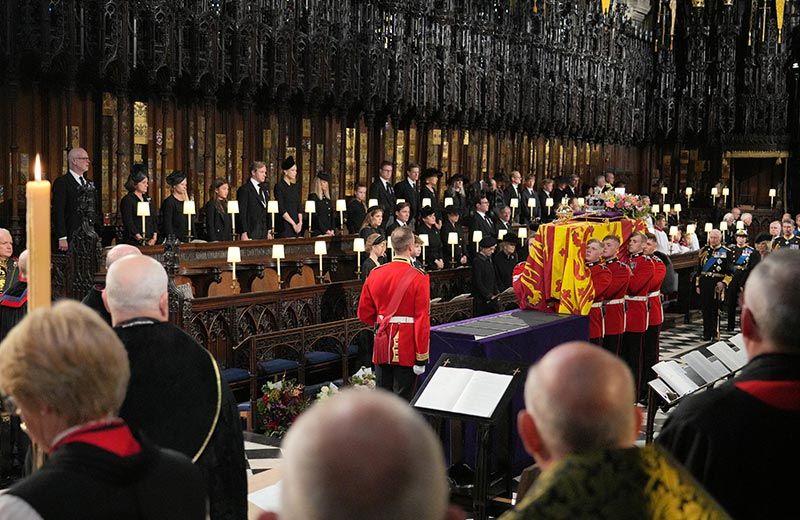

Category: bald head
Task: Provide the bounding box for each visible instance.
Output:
[742,249,800,355]
[103,255,168,325]
[17,250,28,277]
[279,390,449,520]
[105,244,142,269]
[522,342,639,466]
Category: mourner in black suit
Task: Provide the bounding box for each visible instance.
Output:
[369,160,397,226]
[504,170,523,223]
[472,236,499,316]
[393,163,420,221]
[203,178,234,242]
[52,147,99,251]
[520,174,540,225]
[347,185,368,234]
[385,201,414,236]
[538,179,556,224]
[308,171,335,236]
[159,171,190,242]
[441,205,468,267]
[494,206,513,236]
[469,195,496,247]
[275,156,302,238]
[565,174,580,199]
[236,161,271,240]
[119,164,157,246]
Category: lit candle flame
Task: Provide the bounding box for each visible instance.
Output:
[34,154,42,182]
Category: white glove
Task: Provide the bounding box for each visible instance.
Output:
[413,364,426,376]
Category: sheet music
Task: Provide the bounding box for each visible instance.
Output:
[708,341,747,371]
[648,378,680,404]
[414,366,513,418]
[728,333,745,350]
[652,360,699,396]
[248,481,282,512]
[681,351,729,383]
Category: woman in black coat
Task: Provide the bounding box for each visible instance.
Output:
[359,207,385,240]
[160,171,191,242]
[308,172,335,236]
[203,178,233,242]
[119,164,157,246]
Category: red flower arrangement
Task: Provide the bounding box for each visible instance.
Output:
[256,378,309,438]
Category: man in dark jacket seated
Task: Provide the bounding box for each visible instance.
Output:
[81,244,141,325]
[0,301,206,519]
[104,255,247,520]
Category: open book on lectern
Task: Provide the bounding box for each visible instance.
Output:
[412,354,524,422]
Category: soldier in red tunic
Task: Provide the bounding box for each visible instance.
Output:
[586,239,612,346]
[600,235,631,355]
[622,232,655,399]
[358,227,430,400]
[642,233,667,402]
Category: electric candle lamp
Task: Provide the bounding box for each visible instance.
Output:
[314,240,327,278]
[136,201,150,239]
[305,200,316,231]
[353,238,365,276]
[368,198,378,209]
[444,197,454,207]
[272,244,285,279]
[472,230,482,253]
[420,234,429,263]
[422,197,432,208]
[228,200,239,237]
[447,232,458,266]
[183,200,196,237]
[335,199,346,230]
[227,246,241,280]
[267,200,279,229]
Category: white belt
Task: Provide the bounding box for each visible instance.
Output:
[389,316,414,324]
[605,298,625,306]
[625,295,648,302]
[647,291,661,298]
[591,302,603,308]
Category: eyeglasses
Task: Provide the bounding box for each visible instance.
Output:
[75,157,90,161]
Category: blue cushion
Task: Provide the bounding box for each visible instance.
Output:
[221,367,250,383]
[237,402,251,412]
[257,359,300,374]
[305,351,341,364]
[347,343,359,356]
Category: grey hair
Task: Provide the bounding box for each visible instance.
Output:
[744,249,800,353]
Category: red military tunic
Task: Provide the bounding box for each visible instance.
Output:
[647,255,667,327]
[587,262,612,340]
[357,257,431,367]
[625,252,654,333]
[602,258,631,336]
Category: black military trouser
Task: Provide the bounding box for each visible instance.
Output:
[641,325,661,402]
[602,334,622,356]
[699,276,722,340]
[376,364,417,401]
[725,275,744,331]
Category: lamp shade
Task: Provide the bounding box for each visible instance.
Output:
[614,187,626,195]
[444,197,454,207]
[396,198,406,205]
[314,240,327,255]
[419,234,429,246]
[674,203,682,212]
[335,199,347,212]
[183,200,196,215]
[687,224,696,234]
[447,232,459,245]
[368,198,378,208]
[267,200,279,213]
[577,197,585,207]
[528,197,537,207]
[497,229,507,240]
[685,187,693,196]
[422,198,432,208]
[711,187,718,196]
[545,198,554,207]
[652,204,660,214]
[227,246,241,263]
[472,230,483,243]
[517,227,528,239]
[663,204,671,213]
[227,200,240,214]
[704,223,713,232]
[137,201,150,217]
[720,221,728,231]
[669,225,679,237]
[769,188,777,197]
[722,188,730,196]
[661,187,668,195]
[509,198,519,208]
[272,244,285,260]
[386,237,393,250]
[305,200,316,213]
[353,238,365,253]
[736,220,745,230]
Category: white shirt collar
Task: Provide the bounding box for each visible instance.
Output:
[69,169,85,184]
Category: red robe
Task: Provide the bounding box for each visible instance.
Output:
[357,257,431,366]
[587,262,612,339]
[602,258,631,336]
[648,255,667,327]
[625,253,654,333]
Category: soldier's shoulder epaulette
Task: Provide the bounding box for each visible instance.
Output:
[372,262,390,271]
[414,266,427,275]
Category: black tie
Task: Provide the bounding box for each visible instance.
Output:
[259,186,266,205]
[79,176,87,187]
[387,183,394,196]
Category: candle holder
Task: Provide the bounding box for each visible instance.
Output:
[335,199,347,232]
[528,197,536,220]
[228,200,239,240]
[353,238,365,278]
[267,200,279,231]
[509,198,518,221]
[472,230,483,253]
[769,188,776,208]
[685,187,693,209]
[447,232,459,269]
[227,246,241,293]
[314,240,327,284]
[419,234,429,265]
[272,244,285,289]
[722,187,729,207]
[137,200,150,244]
[674,203,682,222]
[661,186,668,205]
[711,187,718,205]
[517,226,528,247]
[184,199,196,242]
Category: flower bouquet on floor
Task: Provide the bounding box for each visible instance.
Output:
[257,377,309,438]
[349,366,377,389]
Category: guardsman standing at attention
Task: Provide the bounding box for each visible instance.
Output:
[622,232,654,400]
[585,239,612,347]
[697,229,733,341]
[600,235,631,356]
[726,229,760,332]
[357,227,430,401]
[642,233,667,403]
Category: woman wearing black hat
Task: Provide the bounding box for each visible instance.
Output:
[417,206,444,270]
[444,174,467,220]
[160,171,190,242]
[203,178,233,242]
[308,172,335,237]
[419,168,442,228]
[361,233,386,281]
[119,164,157,246]
[275,157,302,238]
